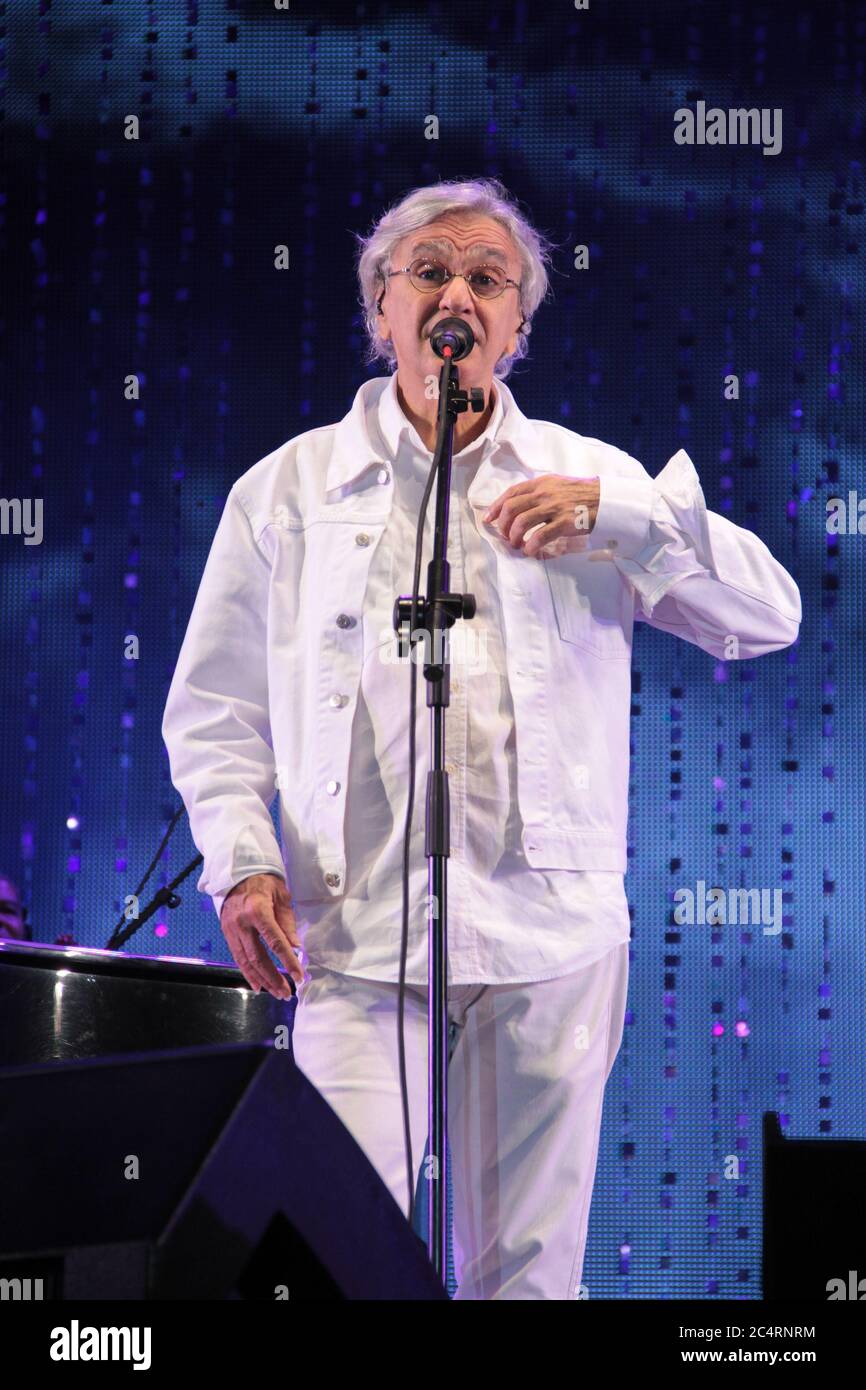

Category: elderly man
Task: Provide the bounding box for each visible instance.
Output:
[162,177,801,1300]
[0,875,29,941]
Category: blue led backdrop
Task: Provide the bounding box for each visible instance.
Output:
[1,0,863,1298]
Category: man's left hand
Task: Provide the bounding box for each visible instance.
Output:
[482,475,601,557]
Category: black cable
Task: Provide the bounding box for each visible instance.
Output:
[105,804,187,950]
[398,369,453,1228]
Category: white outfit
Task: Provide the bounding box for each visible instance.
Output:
[291,945,629,1300]
[161,372,801,981]
[162,370,800,1297]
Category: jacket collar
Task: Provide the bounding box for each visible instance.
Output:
[324,372,546,495]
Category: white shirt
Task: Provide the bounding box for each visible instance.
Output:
[162,373,801,984]
[300,375,633,983]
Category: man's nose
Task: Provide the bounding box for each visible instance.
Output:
[439,274,476,316]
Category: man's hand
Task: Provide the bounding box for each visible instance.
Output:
[482,475,600,557]
[220,872,302,1000]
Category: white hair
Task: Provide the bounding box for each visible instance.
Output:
[355,177,554,380]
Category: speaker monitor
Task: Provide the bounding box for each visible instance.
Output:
[0,1043,447,1300]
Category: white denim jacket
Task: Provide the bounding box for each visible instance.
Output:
[162,375,801,925]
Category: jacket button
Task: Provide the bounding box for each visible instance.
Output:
[324,872,342,888]
[336,613,356,629]
[355,532,371,547]
[329,693,349,708]
[326,780,341,795]
[377,468,391,485]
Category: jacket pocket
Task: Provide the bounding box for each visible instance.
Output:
[544,553,632,658]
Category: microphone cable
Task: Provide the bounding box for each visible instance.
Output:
[397,362,454,1229]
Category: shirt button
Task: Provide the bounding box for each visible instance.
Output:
[445,762,456,776]
[377,468,391,485]
[329,693,349,708]
[355,533,371,547]
[452,680,460,693]
[326,780,341,795]
[324,872,342,888]
[336,613,356,629]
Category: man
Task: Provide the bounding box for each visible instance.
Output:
[0,875,29,940]
[162,177,801,1300]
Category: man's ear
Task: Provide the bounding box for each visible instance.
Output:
[375,290,391,341]
[505,315,527,358]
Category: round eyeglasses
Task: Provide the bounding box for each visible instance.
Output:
[384,256,522,301]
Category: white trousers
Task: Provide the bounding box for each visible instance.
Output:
[290,941,629,1300]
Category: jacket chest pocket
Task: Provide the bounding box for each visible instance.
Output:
[544,553,632,659]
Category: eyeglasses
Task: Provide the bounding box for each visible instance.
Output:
[384,255,522,301]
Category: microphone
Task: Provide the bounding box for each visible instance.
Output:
[429,316,475,361]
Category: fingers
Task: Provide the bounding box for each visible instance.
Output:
[483,478,600,550]
[255,895,304,990]
[505,506,551,550]
[232,934,279,1000]
[525,522,590,558]
[526,529,567,558]
[487,487,557,548]
[482,480,535,525]
[252,913,303,995]
[485,502,548,550]
[245,929,296,1000]
[221,877,302,1000]
[272,881,303,953]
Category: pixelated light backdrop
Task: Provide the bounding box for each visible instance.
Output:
[1,0,864,1298]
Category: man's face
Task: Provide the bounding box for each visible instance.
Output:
[376,212,523,389]
[0,878,26,940]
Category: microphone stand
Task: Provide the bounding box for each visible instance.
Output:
[393,346,484,1281]
[104,855,202,952]
[104,803,202,952]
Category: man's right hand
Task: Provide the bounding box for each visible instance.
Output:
[220,872,302,1000]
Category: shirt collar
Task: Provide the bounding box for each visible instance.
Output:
[324,372,545,495]
[377,370,504,463]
